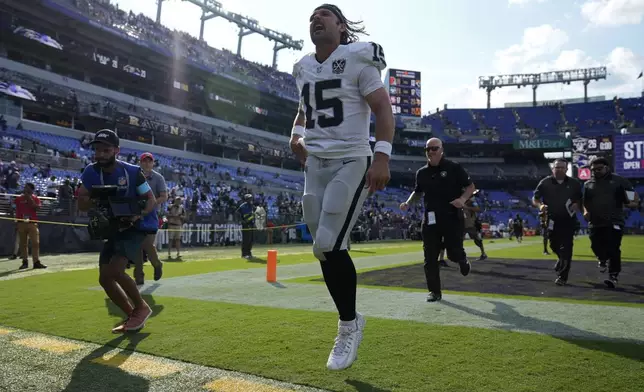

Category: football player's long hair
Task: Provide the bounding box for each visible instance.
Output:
[315,4,368,44]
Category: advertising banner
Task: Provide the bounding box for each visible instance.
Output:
[613,134,644,178]
[513,138,571,150]
[0,217,311,256]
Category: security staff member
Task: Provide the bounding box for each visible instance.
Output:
[533,158,582,285]
[463,190,487,260]
[400,138,475,302]
[582,157,639,288]
[237,194,255,258]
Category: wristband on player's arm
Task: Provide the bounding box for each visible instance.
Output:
[291,125,305,138]
[374,141,392,157]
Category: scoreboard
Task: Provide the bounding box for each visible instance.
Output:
[571,135,614,180]
[385,69,421,117]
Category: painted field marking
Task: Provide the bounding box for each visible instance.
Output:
[204,377,295,392]
[12,336,84,354]
[91,353,183,378]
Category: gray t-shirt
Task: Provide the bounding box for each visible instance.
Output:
[144,169,167,199]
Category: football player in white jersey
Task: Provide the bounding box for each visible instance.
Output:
[289,4,395,371]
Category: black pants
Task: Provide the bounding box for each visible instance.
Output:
[422,218,466,294]
[541,226,549,252]
[548,219,575,281]
[589,225,623,276]
[241,227,254,257]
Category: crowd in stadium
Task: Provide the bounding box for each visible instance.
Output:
[63,0,300,101]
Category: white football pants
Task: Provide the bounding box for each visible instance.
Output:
[302,154,371,261]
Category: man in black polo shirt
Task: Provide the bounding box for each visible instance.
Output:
[533,158,583,285]
[400,138,476,302]
[582,157,639,288]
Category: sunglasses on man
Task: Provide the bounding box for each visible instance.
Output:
[425,146,440,152]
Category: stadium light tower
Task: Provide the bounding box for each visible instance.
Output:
[478,67,607,109]
[156,0,163,23]
[174,0,304,68]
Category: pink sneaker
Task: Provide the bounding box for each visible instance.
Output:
[111,309,133,334]
[112,321,128,334]
[124,304,152,331]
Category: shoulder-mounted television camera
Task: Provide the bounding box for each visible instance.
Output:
[87,185,146,240]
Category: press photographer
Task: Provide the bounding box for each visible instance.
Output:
[76,129,157,334]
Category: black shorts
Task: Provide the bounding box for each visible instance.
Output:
[514,227,523,237]
[99,229,147,265]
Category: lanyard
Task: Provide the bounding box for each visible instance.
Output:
[99,162,130,197]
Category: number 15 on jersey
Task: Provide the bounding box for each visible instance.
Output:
[301,80,344,130]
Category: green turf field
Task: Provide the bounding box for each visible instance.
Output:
[1,236,643,392]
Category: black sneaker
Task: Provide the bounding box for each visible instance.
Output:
[598,260,607,273]
[478,254,488,261]
[19,261,28,270]
[555,277,566,286]
[459,260,471,276]
[426,292,442,302]
[604,275,618,288]
[33,261,47,269]
[153,264,163,281]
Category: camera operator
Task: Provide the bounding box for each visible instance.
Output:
[77,129,157,334]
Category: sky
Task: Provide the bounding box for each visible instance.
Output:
[114,0,644,112]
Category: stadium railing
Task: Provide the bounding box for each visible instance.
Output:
[0,148,85,172]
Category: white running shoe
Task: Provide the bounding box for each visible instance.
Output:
[326,312,366,371]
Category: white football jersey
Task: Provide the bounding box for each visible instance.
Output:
[292,42,387,159]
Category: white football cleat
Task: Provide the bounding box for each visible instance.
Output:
[326,312,366,371]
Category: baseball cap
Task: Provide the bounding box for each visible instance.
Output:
[140,152,154,161]
[89,129,119,147]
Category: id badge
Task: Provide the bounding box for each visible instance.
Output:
[427,211,436,225]
[548,220,554,230]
